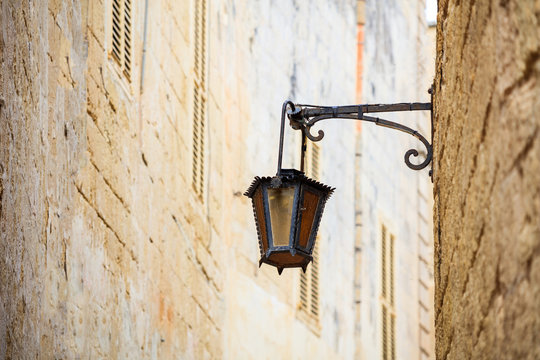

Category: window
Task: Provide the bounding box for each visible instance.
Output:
[192,0,208,199]
[110,0,132,81]
[381,225,396,360]
[298,143,321,329]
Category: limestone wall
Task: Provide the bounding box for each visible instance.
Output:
[226,0,357,358]
[433,0,540,358]
[0,0,357,358]
[357,0,435,359]
[0,0,90,357]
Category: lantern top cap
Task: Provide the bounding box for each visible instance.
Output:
[243,168,335,199]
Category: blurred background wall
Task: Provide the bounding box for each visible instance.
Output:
[223,1,357,358]
[355,0,436,359]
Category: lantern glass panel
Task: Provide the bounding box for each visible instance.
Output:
[268,187,295,246]
[298,189,320,248]
[253,188,269,252]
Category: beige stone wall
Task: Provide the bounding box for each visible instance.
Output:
[433,0,540,359]
[0,0,358,359]
[0,0,90,357]
[225,1,358,358]
[356,0,436,359]
[1,0,224,358]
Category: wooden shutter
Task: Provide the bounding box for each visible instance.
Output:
[381,225,387,299]
[310,241,320,319]
[123,0,132,79]
[111,0,132,81]
[382,306,388,360]
[298,143,321,326]
[311,143,320,179]
[390,234,395,306]
[381,225,396,360]
[299,263,309,310]
[192,0,207,199]
[391,315,396,360]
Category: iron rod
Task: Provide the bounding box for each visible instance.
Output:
[301,102,431,118]
[277,101,295,176]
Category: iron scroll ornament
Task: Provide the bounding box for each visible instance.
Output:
[279,95,433,174]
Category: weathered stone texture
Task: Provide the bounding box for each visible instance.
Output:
[434,0,540,359]
[0,0,223,357]
[1,0,358,358]
[0,1,88,358]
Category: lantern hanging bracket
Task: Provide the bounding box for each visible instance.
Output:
[277,87,434,178]
[249,89,434,275]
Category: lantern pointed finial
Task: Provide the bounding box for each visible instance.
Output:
[277,267,284,275]
[301,264,308,273]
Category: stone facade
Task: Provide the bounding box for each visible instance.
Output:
[433,0,540,359]
[225,1,357,358]
[0,0,357,358]
[355,0,436,359]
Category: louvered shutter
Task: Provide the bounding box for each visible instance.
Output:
[192,0,207,199]
[298,143,321,325]
[381,225,396,360]
[111,0,132,81]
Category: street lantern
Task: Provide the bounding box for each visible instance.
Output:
[244,169,334,275]
[246,93,433,275]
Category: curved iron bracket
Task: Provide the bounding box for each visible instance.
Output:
[277,88,434,177]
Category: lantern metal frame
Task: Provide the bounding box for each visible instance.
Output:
[245,169,334,274]
[245,88,433,275]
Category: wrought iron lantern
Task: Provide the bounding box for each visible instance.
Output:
[246,92,433,275]
[244,169,334,275]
